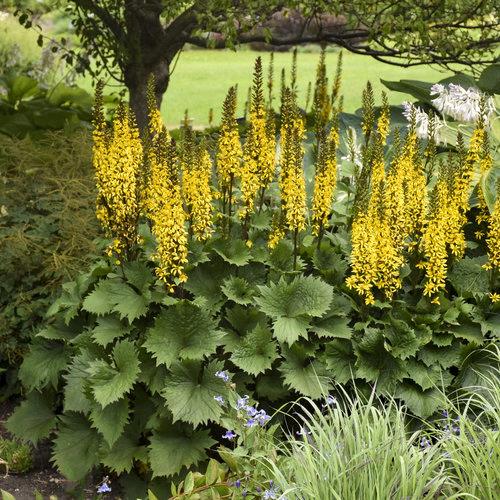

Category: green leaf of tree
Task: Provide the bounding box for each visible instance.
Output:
[143,301,224,368]
[148,427,216,478]
[88,341,140,408]
[230,324,278,375]
[51,413,101,481]
[162,361,227,426]
[280,345,332,399]
[92,315,132,347]
[19,342,69,391]
[82,278,148,322]
[90,398,129,447]
[5,392,56,444]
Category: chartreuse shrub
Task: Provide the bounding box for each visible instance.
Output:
[0,130,98,396]
[6,55,500,490]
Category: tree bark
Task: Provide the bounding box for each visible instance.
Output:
[125,58,171,130]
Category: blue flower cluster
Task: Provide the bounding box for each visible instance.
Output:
[236,395,271,427]
[97,477,111,494]
[215,370,230,382]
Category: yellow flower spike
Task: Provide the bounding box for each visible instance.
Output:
[92,93,142,260]
[216,85,242,216]
[313,48,331,136]
[241,57,276,218]
[377,91,390,145]
[485,191,500,271]
[312,128,337,237]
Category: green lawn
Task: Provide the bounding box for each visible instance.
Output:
[161,49,452,126]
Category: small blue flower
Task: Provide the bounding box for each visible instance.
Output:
[222,430,236,440]
[245,418,257,428]
[257,409,271,426]
[97,479,112,494]
[323,394,337,408]
[246,405,258,417]
[296,426,312,436]
[263,485,278,499]
[236,395,250,410]
[442,410,449,418]
[214,395,225,405]
[242,490,248,497]
[420,436,431,449]
[234,479,242,488]
[215,370,230,382]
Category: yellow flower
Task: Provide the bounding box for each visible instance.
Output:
[181,130,213,241]
[216,86,242,205]
[240,57,276,218]
[92,92,142,259]
[489,293,500,303]
[312,127,337,236]
[484,194,500,271]
[377,91,390,145]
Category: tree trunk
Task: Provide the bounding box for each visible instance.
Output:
[125,58,171,131]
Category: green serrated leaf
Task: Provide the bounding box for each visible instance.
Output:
[101,434,145,474]
[226,305,266,334]
[90,398,129,447]
[149,428,216,477]
[273,316,310,344]
[213,239,251,266]
[88,341,140,408]
[51,413,101,481]
[19,342,69,391]
[63,351,93,414]
[448,257,490,297]
[162,361,227,426]
[280,346,332,399]
[384,320,420,360]
[221,276,255,305]
[396,383,443,418]
[324,339,356,384]
[230,324,278,375]
[255,373,291,401]
[355,329,406,391]
[5,392,56,444]
[143,301,224,368]
[448,320,484,343]
[123,260,155,292]
[404,359,453,391]
[418,342,461,369]
[82,278,148,322]
[312,315,352,339]
[92,315,132,347]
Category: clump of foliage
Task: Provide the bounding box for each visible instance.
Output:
[0,130,99,394]
[6,55,499,491]
[0,437,33,474]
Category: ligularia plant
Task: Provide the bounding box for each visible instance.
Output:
[431,83,496,123]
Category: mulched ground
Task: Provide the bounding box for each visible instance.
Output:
[0,399,121,499]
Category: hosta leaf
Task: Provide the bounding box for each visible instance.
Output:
[19,342,69,391]
[395,383,443,418]
[6,391,56,444]
[324,339,356,384]
[51,413,101,481]
[448,256,490,297]
[162,361,227,426]
[92,315,132,347]
[221,276,255,305]
[101,434,146,474]
[256,276,333,319]
[213,239,251,266]
[280,346,332,399]
[230,324,278,375]
[82,278,148,322]
[143,301,224,368]
[88,341,140,408]
[273,316,310,345]
[63,351,93,413]
[149,428,216,478]
[312,315,352,339]
[90,398,129,447]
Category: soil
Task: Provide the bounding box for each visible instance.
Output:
[0,399,121,500]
